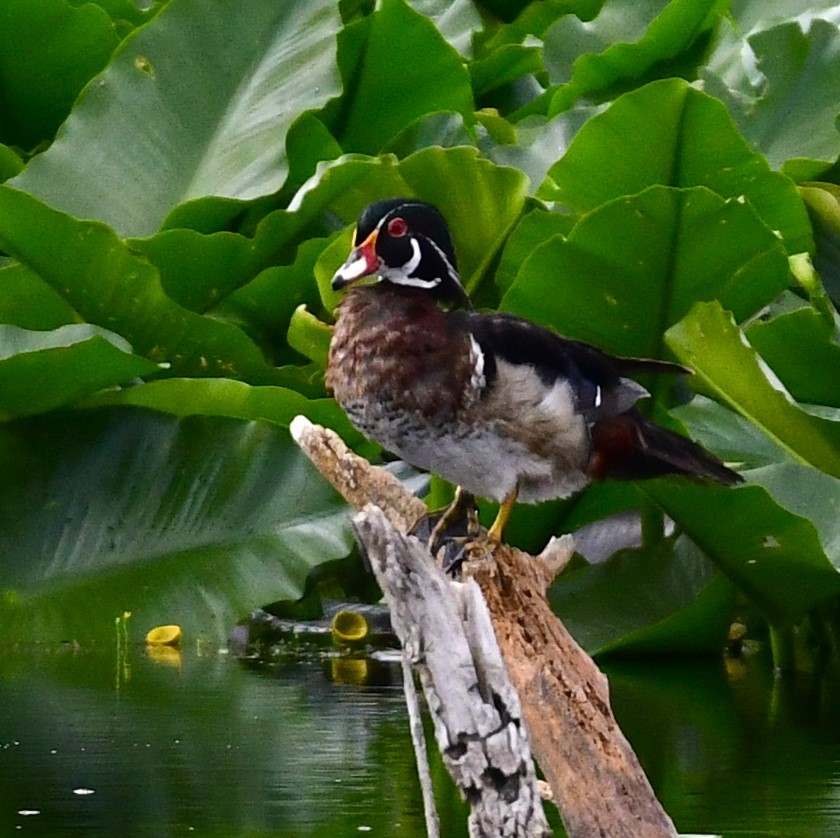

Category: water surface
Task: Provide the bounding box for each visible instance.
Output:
[2,645,840,836]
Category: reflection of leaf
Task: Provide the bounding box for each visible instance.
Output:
[502,186,790,359]
[666,302,840,477]
[10,0,343,236]
[0,409,354,644]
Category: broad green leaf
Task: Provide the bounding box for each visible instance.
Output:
[0,409,354,644]
[800,182,840,305]
[543,0,721,116]
[0,186,283,383]
[672,395,793,471]
[132,230,258,313]
[470,44,544,96]
[287,306,334,369]
[0,324,161,418]
[0,144,24,181]
[218,237,331,364]
[704,19,840,177]
[0,264,78,329]
[494,207,575,292]
[398,147,529,292]
[489,106,601,195]
[407,0,483,57]
[746,307,840,408]
[542,79,813,255]
[84,378,363,448]
[501,186,790,359]
[749,463,840,562]
[335,0,475,153]
[550,535,735,656]
[0,0,118,150]
[728,0,840,35]
[284,111,345,193]
[665,301,840,478]
[383,112,475,159]
[642,476,840,622]
[11,0,343,237]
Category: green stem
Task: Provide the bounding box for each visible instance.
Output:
[769,623,795,675]
[640,500,665,547]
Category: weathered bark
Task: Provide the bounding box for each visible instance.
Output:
[354,507,550,837]
[463,544,677,838]
[290,416,677,838]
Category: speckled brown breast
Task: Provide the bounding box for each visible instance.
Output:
[326,285,477,424]
[325,284,592,504]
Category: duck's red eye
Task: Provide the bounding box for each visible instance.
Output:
[387,217,407,237]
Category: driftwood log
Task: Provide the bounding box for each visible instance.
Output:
[290,416,677,838]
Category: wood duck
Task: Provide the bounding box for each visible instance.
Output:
[326,198,742,547]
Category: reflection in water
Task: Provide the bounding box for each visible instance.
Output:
[1,646,840,836]
[0,645,466,837]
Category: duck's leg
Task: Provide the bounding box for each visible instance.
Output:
[427,485,478,555]
[487,486,518,545]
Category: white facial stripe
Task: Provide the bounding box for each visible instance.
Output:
[404,237,421,274]
[387,274,441,289]
[383,237,442,288]
[427,236,463,288]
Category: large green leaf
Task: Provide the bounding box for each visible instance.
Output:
[501,185,790,359]
[704,18,840,177]
[543,0,722,116]
[10,0,343,237]
[0,186,283,383]
[642,475,840,622]
[407,0,483,57]
[541,79,813,255]
[333,0,475,153]
[665,301,840,477]
[0,409,354,644]
[550,535,735,656]
[0,0,119,149]
[746,306,840,408]
[672,395,793,471]
[131,229,259,314]
[0,264,78,329]
[0,324,161,418]
[83,377,368,452]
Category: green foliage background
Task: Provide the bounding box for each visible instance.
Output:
[0,0,839,655]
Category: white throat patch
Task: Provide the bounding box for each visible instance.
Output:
[382,237,442,289]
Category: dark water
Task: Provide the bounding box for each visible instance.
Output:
[1,644,839,837]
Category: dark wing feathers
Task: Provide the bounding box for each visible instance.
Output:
[455,311,686,418]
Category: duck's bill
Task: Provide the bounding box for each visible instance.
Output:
[331,230,379,290]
